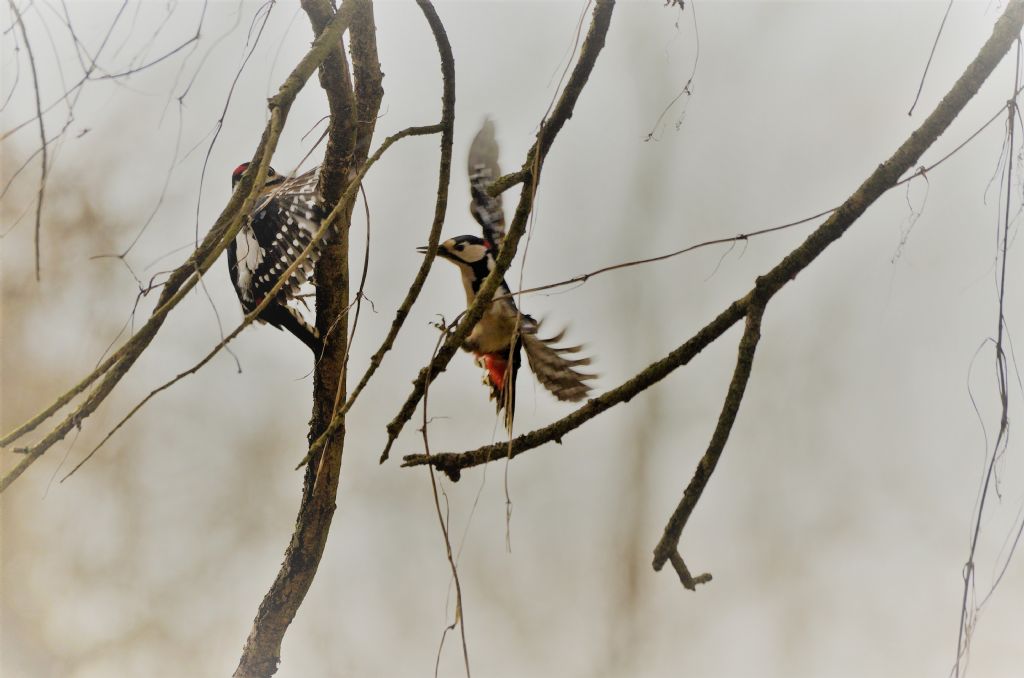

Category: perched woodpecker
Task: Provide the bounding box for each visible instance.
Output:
[422,120,594,427]
[227,162,325,355]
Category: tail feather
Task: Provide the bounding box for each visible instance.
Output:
[477,341,521,432]
[260,302,322,356]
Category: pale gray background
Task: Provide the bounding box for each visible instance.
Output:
[2,2,1022,677]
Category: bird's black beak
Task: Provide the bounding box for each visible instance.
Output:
[416,245,429,255]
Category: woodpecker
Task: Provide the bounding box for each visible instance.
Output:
[422,120,594,427]
[227,162,325,355]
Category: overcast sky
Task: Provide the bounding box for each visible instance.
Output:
[2,2,1023,677]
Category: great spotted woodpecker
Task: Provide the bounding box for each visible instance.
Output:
[422,120,594,427]
[227,163,325,355]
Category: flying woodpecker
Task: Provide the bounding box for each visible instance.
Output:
[227,163,325,355]
[422,120,594,428]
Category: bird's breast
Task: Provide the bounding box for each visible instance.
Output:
[467,301,520,354]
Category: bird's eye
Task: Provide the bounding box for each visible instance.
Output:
[455,243,464,250]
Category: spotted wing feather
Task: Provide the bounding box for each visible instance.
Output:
[244,168,326,306]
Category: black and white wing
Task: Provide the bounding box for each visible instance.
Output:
[468,118,506,250]
[520,317,595,402]
[237,167,326,307]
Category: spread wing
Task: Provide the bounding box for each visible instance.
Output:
[520,317,595,402]
[244,168,326,305]
[468,118,506,250]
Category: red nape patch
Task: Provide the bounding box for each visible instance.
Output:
[481,353,508,392]
[233,162,250,178]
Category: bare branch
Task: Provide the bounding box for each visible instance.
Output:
[650,300,764,585]
[420,328,471,677]
[233,1,382,674]
[8,0,47,280]
[907,0,954,116]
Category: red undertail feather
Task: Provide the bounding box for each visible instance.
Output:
[481,353,509,393]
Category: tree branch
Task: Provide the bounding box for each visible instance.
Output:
[651,299,764,587]
[348,0,385,160]
[297,0,456,469]
[234,0,381,674]
[8,0,47,281]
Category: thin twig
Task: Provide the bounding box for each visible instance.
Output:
[953,35,1021,678]
[644,0,699,141]
[908,0,954,116]
[8,0,47,280]
[650,300,764,584]
[421,328,471,677]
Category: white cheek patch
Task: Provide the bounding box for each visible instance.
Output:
[455,243,488,263]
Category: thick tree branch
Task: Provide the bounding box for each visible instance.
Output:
[298,0,456,468]
[380,0,616,462]
[348,0,385,160]
[234,1,382,675]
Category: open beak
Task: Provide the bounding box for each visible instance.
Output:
[416,245,429,254]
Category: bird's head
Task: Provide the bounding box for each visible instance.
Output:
[418,235,493,269]
[231,162,279,189]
